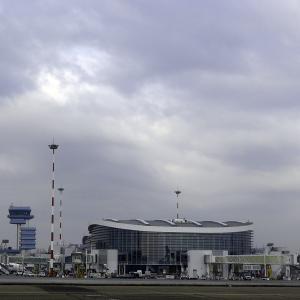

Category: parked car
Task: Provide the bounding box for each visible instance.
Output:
[282,276,291,281]
[23,271,35,277]
[243,275,252,280]
[38,271,46,277]
[89,272,102,279]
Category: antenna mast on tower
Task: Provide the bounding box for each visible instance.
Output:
[174,190,182,219]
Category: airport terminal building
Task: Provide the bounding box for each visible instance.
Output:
[84,218,253,274]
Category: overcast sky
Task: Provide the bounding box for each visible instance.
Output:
[1,0,300,250]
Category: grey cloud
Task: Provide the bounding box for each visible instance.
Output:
[221,143,300,172]
[1,0,300,251]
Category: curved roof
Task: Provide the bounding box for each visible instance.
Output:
[88,218,253,234]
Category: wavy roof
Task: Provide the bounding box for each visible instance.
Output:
[88,218,253,234]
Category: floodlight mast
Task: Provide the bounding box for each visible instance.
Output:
[174,190,182,219]
[48,141,59,277]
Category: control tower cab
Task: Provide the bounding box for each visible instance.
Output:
[8,206,34,224]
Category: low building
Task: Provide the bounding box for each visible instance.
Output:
[187,248,298,279]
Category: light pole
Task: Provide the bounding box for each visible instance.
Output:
[48,141,59,277]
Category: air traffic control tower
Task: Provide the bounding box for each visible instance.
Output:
[7,206,36,251]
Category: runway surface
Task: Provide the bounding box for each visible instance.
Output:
[0,278,300,299]
[1,285,300,299]
[1,276,300,286]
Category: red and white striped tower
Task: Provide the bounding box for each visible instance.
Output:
[58,187,64,274]
[57,187,64,249]
[48,141,59,277]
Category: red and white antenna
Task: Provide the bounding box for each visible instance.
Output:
[48,140,59,277]
[57,187,64,249]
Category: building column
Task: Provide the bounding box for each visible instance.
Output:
[222,264,229,279]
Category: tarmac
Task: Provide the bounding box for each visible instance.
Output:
[1,283,300,300]
[1,276,300,287]
[1,278,300,299]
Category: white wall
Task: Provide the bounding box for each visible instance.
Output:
[187,250,212,278]
[106,249,118,274]
[91,249,118,274]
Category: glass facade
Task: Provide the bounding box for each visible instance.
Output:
[87,224,253,268]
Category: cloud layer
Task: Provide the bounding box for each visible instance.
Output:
[0,0,300,250]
